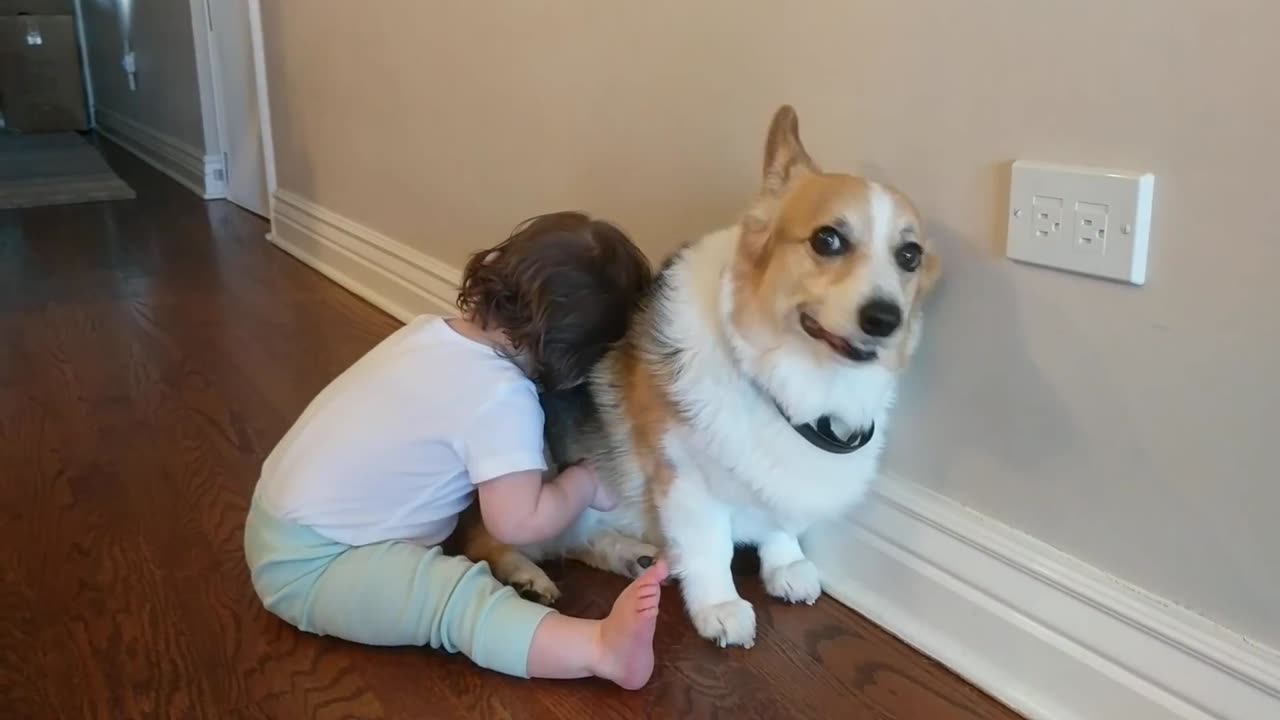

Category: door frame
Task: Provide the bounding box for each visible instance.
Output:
[193,0,277,226]
[246,0,277,207]
[71,0,96,127]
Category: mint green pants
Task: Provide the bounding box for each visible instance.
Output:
[243,496,552,677]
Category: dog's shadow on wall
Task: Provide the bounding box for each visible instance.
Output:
[856,162,1101,501]
[906,223,1079,467]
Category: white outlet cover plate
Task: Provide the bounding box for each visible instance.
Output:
[1006,160,1154,285]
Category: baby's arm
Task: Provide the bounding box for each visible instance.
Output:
[462,380,617,546]
[477,464,616,546]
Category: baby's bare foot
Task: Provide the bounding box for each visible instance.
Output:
[594,559,668,690]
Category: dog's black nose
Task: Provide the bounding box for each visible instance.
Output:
[858,299,902,337]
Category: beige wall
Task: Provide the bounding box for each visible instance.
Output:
[80,0,207,150]
[261,1,1280,647]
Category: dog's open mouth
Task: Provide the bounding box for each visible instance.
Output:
[800,313,878,363]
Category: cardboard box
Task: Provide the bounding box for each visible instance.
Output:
[0,15,88,132]
[0,1,74,15]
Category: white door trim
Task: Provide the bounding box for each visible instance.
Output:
[246,0,277,211]
[198,0,231,196]
[71,0,96,127]
[195,0,277,225]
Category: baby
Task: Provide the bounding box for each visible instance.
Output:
[244,212,663,689]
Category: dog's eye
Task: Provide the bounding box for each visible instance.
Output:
[895,242,923,272]
[809,226,850,257]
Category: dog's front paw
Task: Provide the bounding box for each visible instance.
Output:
[763,559,822,604]
[509,569,561,606]
[690,598,756,648]
[622,542,663,579]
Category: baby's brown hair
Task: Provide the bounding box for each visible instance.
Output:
[457,212,653,390]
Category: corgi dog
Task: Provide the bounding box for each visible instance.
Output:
[460,105,941,648]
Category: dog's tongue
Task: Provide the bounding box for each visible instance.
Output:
[806,316,850,352]
[799,313,826,339]
[825,332,855,356]
[801,313,879,362]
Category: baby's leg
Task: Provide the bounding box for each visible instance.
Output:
[246,500,546,675]
[246,501,666,686]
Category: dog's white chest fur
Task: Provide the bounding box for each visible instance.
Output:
[660,228,894,536]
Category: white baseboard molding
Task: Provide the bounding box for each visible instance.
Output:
[262,193,1280,719]
[270,190,460,321]
[805,478,1280,720]
[95,107,226,199]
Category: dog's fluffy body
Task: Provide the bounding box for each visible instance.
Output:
[461,106,939,648]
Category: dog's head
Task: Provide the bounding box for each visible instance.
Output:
[731,105,941,371]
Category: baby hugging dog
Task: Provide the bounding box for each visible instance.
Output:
[462,104,941,649]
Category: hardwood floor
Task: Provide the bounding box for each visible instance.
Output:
[0,138,1021,720]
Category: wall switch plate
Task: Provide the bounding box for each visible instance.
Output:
[1006,161,1154,285]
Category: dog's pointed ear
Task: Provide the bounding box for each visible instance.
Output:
[761,105,817,197]
[742,106,819,258]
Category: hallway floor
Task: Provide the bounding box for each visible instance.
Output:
[0,139,1021,719]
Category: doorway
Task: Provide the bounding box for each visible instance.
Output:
[205,0,273,217]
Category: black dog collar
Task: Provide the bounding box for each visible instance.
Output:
[741,365,877,455]
[789,414,875,455]
[755,381,876,455]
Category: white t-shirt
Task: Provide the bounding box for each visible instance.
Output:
[255,315,547,547]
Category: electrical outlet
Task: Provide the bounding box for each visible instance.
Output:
[1032,195,1063,240]
[1006,161,1154,285]
[1074,201,1108,254]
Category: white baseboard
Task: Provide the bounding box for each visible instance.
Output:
[95,107,226,199]
[805,478,1280,720]
[270,190,460,321]
[263,192,1280,719]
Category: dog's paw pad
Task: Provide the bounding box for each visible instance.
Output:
[763,559,822,605]
[690,598,757,648]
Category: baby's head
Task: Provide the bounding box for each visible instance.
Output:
[457,211,653,390]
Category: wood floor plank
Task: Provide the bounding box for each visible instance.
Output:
[0,135,1021,720]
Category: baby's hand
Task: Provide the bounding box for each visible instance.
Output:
[573,462,618,512]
